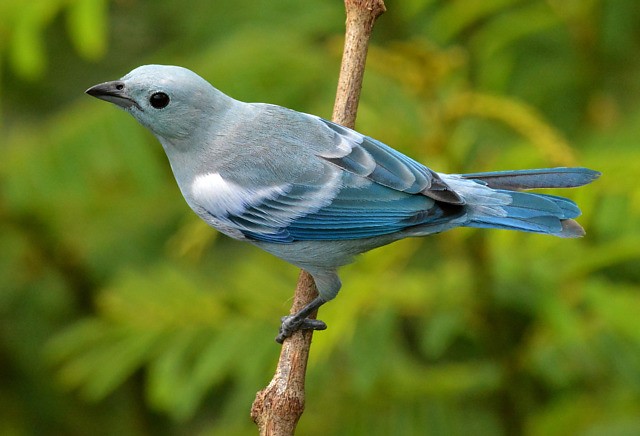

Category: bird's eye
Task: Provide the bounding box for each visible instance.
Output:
[149,92,170,109]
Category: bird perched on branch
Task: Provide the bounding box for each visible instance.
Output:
[87,65,600,343]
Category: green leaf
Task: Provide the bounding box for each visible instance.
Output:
[66,0,107,60]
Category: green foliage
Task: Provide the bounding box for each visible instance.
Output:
[2,0,107,80]
[2,0,640,434]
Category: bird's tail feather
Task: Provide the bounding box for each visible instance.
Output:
[466,191,585,237]
[456,167,600,238]
[461,167,600,190]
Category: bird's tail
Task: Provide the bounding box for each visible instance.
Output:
[448,167,600,238]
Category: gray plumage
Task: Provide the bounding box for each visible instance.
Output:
[86,65,600,342]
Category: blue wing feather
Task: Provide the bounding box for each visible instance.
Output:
[318,119,463,203]
[233,175,460,243]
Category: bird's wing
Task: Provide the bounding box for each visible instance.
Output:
[313,118,464,204]
[191,115,464,243]
[237,172,463,243]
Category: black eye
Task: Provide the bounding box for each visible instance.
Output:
[149,92,170,109]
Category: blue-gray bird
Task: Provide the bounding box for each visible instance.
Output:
[86,65,600,343]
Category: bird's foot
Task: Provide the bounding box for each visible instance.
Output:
[275,296,328,344]
[276,315,327,344]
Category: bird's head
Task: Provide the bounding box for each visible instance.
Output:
[86,65,230,142]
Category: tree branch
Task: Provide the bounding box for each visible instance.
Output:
[333,0,386,127]
[251,1,386,434]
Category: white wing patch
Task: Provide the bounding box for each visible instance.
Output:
[191,172,289,218]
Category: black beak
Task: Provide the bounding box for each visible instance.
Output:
[85,81,140,110]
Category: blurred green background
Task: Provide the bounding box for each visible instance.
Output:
[1,0,639,435]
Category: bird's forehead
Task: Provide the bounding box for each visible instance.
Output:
[122,65,203,90]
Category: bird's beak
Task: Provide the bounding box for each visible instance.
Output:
[85,81,140,110]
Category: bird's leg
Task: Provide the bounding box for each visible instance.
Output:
[276,296,327,344]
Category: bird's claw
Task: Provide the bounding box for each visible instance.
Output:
[275,315,327,344]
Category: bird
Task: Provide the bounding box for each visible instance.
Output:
[86,65,600,343]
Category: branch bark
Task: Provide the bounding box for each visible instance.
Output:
[333,0,386,127]
[251,1,386,434]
